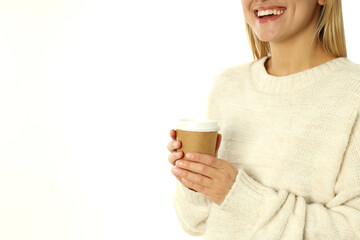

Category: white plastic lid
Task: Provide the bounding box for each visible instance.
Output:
[176,118,219,132]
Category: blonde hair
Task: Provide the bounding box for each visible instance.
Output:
[246,0,347,59]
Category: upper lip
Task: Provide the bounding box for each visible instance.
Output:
[254,5,286,11]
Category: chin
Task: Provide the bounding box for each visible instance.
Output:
[255,32,281,43]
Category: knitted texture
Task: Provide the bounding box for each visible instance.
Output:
[173,56,360,239]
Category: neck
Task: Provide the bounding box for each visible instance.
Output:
[265,7,337,77]
[266,38,336,77]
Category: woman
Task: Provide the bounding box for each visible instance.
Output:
[168,0,360,239]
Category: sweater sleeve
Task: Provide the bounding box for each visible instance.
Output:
[173,182,211,236]
[219,113,360,239]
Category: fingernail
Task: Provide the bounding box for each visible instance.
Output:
[176,160,184,167]
[172,167,181,175]
[185,153,193,159]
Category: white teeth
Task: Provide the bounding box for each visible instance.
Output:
[257,9,284,17]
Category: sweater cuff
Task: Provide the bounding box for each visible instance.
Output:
[176,182,210,206]
[219,168,276,222]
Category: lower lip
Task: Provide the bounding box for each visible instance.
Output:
[255,11,285,23]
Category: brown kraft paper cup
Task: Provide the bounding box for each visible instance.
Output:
[175,119,220,157]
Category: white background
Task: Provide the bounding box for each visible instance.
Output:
[0,1,359,239]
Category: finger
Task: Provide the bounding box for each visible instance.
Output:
[185,152,222,169]
[172,166,213,188]
[167,140,182,152]
[171,170,189,187]
[169,129,176,140]
[173,175,197,192]
[215,134,222,157]
[175,160,217,179]
[168,151,184,165]
[180,177,209,195]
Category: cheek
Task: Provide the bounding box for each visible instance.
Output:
[241,0,253,23]
[241,0,251,8]
[243,11,253,26]
[292,1,318,26]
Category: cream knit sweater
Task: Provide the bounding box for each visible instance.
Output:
[173,56,360,239]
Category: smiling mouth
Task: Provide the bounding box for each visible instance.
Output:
[254,7,286,19]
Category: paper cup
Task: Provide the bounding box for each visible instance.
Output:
[176,119,220,157]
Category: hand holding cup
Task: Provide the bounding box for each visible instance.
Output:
[168,119,238,205]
